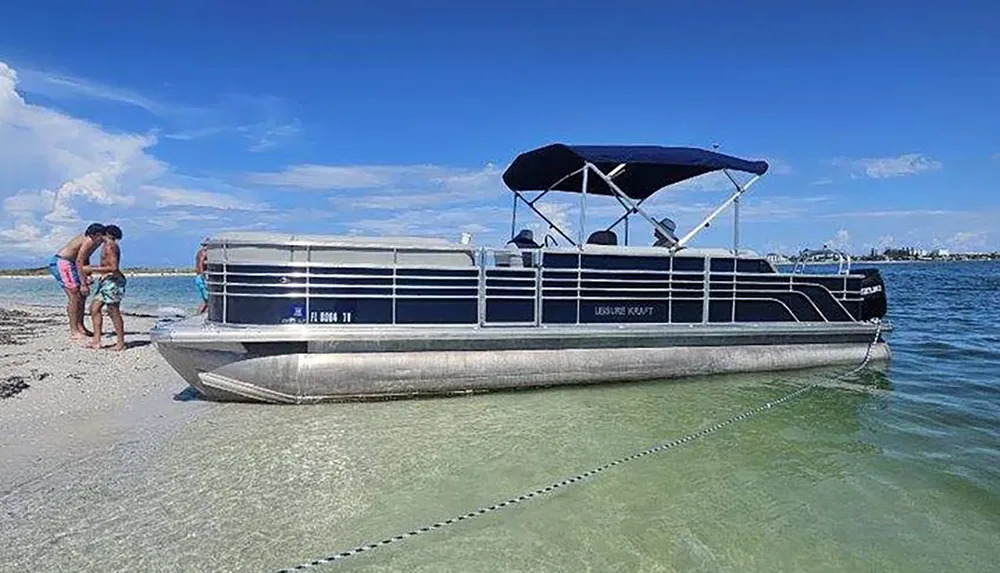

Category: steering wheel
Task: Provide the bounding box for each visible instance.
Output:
[544,234,559,247]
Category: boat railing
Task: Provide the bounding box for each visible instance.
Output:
[791,248,852,275]
[205,241,861,327]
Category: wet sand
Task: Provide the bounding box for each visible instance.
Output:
[0,305,208,498]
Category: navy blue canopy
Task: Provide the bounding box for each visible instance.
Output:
[502,144,769,200]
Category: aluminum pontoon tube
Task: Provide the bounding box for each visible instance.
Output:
[151,320,890,404]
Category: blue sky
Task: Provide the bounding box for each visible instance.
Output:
[1,0,998,267]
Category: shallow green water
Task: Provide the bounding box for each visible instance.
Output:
[3,262,999,572]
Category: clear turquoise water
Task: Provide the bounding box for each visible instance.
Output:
[1,261,998,572]
[0,274,201,316]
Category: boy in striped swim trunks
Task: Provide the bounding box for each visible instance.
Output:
[83,224,127,351]
[48,223,106,341]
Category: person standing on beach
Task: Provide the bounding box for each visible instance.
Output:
[194,242,209,314]
[48,223,106,341]
[83,225,127,351]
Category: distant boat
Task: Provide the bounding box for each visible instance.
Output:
[151,143,891,403]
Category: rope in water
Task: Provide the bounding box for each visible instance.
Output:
[275,320,883,572]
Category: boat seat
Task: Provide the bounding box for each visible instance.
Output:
[587,230,618,246]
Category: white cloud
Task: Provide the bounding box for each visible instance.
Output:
[821,209,958,219]
[0,220,79,258]
[146,185,268,211]
[947,230,990,249]
[17,67,165,114]
[3,190,55,214]
[246,119,303,153]
[142,211,227,232]
[529,201,576,243]
[247,163,507,214]
[827,229,850,250]
[345,205,509,239]
[176,93,301,153]
[765,157,793,175]
[17,65,301,153]
[161,126,229,141]
[44,197,82,224]
[241,161,516,244]
[832,153,942,179]
[810,178,834,186]
[247,163,501,191]
[860,234,896,253]
[738,195,831,222]
[0,61,280,261]
[0,61,165,257]
[671,171,732,192]
[247,164,403,189]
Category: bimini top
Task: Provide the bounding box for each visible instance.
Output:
[502,143,769,200]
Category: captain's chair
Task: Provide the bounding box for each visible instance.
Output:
[587,230,618,246]
[508,229,540,250]
[652,218,679,248]
[497,229,541,267]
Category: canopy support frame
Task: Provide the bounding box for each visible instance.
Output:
[583,162,678,248]
[595,164,645,246]
[509,190,577,247]
[672,173,761,252]
[505,152,765,253]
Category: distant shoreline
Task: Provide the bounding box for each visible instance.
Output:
[0,268,197,278]
[770,258,999,266]
[805,259,997,265]
[780,259,981,265]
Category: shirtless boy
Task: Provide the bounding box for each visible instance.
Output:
[194,242,209,314]
[83,225,127,351]
[48,223,106,340]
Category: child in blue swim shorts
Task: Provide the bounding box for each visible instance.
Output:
[194,242,209,314]
[83,225,127,351]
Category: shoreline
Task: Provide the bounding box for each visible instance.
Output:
[1,300,195,319]
[0,271,197,279]
[778,258,999,266]
[0,303,209,498]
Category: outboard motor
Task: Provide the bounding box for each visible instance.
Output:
[858,268,887,320]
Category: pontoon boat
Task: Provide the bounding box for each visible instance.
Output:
[151,144,890,403]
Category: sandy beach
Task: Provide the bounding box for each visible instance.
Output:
[0,304,206,499]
